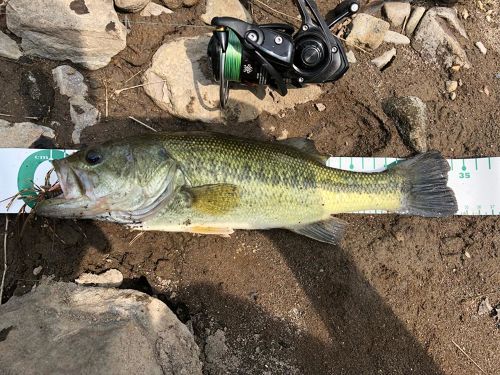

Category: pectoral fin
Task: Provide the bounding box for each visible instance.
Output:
[186,184,240,215]
[286,217,347,245]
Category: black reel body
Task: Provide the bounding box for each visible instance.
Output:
[207,0,359,108]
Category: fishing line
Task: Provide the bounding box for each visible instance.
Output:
[224,30,242,82]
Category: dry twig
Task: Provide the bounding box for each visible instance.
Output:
[0,113,39,120]
[129,116,157,132]
[129,232,145,246]
[451,339,488,375]
[0,216,8,304]
[124,69,145,84]
[113,80,167,97]
[337,36,372,55]
[252,0,300,22]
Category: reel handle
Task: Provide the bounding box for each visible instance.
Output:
[327,0,360,28]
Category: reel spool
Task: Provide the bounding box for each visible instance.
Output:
[207,0,360,108]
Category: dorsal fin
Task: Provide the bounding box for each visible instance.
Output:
[278,138,329,164]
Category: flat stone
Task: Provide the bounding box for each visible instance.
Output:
[140,2,173,16]
[142,35,322,123]
[115,0,150,12]
[346,50,357,63]
[200,0,252,24]
[405,6,426,36]
[52,65,99,144]
[0,120,55,148]
[315,103,326,112]
[52,65,88,98]
[75,269,124,287]
[475,41,487,55]
[371,48,396,69]
[69,96,100,144]
[162,0,183,9]
[6,0,127,70]
[183,0,199,6]
[412,7,470,69]
[0,280,203,374]
[346,13,390,51]
[382,2,411,28]
[382,96,428,152]
[383,30,410,45]
[0,30,22,60]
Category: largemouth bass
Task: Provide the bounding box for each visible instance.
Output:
[36,132,457,244]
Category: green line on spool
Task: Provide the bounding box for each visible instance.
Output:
[224,30,242,82]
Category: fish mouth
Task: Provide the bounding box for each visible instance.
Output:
[36,159,98,218]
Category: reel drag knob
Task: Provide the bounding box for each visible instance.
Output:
[295,37,327,71]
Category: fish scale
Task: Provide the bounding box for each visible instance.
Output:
[139,133,405,230]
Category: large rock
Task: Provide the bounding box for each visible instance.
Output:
[6,0,127,70]
[412,7,470,69]
[200,0,252,24]
[0,280,202,374]
[115,0,150,12]
[382,2,411,28]
[143,35,322,123]
[0,30,22,60]
[382,96,428,152]
[346,13,390,51]
[0,120,55,148]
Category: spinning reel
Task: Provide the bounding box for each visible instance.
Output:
[207,0,360,108]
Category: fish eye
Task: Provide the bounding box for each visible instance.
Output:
[85,150,103,165]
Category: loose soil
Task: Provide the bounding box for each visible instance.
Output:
[1,1,499,374]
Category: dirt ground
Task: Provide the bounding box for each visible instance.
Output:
[1,0,499,374]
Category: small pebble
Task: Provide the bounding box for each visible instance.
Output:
[458,79,463,87]
[484,86,490,96]
[276,129,289,140]
[475,41,487,55]
[446,80,458,93]
[371,48,397,70]
[33,266,43,276]
[450,65,461,72]
[346,50,357,64]
[464,251,471,258]
[461,8,469,20]
[450,92,457,100]
[315,103,326,112]
[478,297,493,316]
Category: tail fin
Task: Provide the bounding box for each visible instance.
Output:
[393,151,458,217]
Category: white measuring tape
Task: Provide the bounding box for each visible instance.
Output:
[0,149,498,215]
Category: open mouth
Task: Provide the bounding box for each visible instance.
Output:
[49,159,92,201]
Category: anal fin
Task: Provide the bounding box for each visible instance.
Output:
[286,217,347,245]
